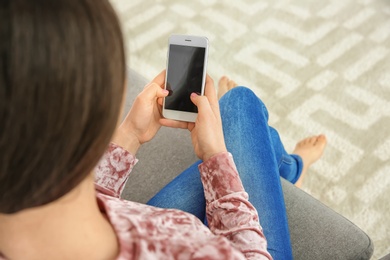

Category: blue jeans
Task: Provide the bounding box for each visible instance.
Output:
[147,87,302,259]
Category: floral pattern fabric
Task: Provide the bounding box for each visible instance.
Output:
[95,143,272,260]
[0,143,272,259]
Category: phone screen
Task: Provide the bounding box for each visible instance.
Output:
[165,44,206,113]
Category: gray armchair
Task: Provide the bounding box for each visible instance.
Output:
[122,69,374,260]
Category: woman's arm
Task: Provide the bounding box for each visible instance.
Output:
[94,142,137,198]
[199,153,272,259]
[112,71,169,155]
[94,71,169,197]
[161,77,272,259]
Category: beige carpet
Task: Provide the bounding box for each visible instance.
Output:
[110,0,390,258]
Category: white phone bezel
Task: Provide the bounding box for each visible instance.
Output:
[163,34,209,123]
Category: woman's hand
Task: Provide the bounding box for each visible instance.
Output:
[112,71,168,155]
[160,75,227,161]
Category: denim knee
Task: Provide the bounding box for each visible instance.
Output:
[221,86,257,103]
[220,86,269,122]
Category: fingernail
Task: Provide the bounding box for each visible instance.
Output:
[191,93,198,98]
[162,89,169,94]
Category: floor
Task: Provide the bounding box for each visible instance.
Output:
[110,0,390,258]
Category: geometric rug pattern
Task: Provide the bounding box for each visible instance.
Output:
[110,0,390,258]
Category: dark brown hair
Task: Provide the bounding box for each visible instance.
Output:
[0,0,126,213]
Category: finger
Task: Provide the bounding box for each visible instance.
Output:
[204,75,220,115]
[141,82,169,101]
[190,93,213,116]
[150,70,166,87]
[157,98,164,115]
[204,74,216,100]
[157,97,163,106]
[187,122,195,132]
[159,118,189,129]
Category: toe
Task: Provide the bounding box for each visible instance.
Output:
[309,136,318,144]
[297,139,306,147]
[218,76,230,99]
[316,134,327,146]
[318,134,327,141]
[228,79,237,90]
[302,137,312,145]
[218,76,229,88]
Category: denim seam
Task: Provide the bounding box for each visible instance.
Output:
[278,156,294,169]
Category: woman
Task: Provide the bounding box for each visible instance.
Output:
[0,0,326,259]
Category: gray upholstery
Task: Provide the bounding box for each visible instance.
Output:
[281,178,373,259]
[380,254,390,260]
[122,69,374,260]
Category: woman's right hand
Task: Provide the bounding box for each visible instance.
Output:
[160,75,227,161]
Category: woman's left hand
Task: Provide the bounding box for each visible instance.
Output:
[112,71,168,155]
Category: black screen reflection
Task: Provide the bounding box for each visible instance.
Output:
[165,45,206,113]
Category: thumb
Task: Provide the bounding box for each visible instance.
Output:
[142,83,169,100]
[190,92,200,106]
[190,92,211,114]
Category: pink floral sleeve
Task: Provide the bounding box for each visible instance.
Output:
[199,152,272,259]
[95,142,138,198]
[94,143,272,259]
[0,144,272,260]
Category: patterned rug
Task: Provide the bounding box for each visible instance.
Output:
[110,0,390,258]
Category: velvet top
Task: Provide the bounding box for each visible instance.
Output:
[0,143,272,259]
[94,143,272,259]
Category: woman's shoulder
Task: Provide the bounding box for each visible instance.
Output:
[97,193,209,234]
[96,193,245,260]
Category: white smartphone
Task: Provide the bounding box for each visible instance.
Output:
[163,34,209,122]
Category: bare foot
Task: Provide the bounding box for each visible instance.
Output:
[293,135,327,188]
[218,76,238,99]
